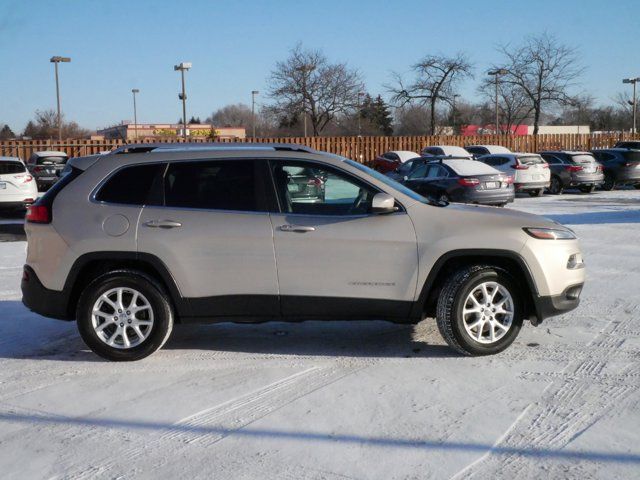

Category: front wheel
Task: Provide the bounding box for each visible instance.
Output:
[436,265,524,356]
[76,270,174,361]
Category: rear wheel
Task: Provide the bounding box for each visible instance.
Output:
[602,173,616,191]
[436,265,524,356]
[528,189,544,197]
[548,176,564,195]
[634,184,640,190]
[76,270,174,361]
[438,193,450,204]
[579,184,596,194]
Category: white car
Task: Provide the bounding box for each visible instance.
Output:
[421,145,473,159]
[465,145,512,157]
[0,157,38,211]
[477,153,551,197]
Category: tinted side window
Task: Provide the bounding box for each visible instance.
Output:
[398,160,414,175]
[541,154,560,164]
[165,160,257,211]
[96,163,165,205]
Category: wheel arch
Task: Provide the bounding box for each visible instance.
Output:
[413,249,539,322]
[64,252,189,321]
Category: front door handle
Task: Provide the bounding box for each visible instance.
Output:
[144,220,182,229]
[279,224,316,233]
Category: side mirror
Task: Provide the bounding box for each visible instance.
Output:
[371,193,397,214]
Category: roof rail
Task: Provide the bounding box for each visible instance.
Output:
[110,142,317,155]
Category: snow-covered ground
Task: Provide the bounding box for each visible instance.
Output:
[0,190,638,479]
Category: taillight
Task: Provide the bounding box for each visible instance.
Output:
[14,174,33,183]
[26,205,51,224]
[541,163,549,169]
[307,177,324,187]
[458,177,480,187]
[597,165,603,172]
[33,166,43,173]
[511,163,529,170]
[565,165,583,172]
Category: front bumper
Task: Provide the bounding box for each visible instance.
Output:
[21,265,73,320]
[532,283,583,324]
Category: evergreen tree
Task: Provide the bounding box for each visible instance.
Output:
[0,124,15,140]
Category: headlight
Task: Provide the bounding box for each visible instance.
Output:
[523,227,577,240]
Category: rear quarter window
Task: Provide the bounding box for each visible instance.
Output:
[96,163,166,205]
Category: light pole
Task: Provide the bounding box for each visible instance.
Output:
[297,64,315,137]
[488,69,508,134]
[357,91,365,136]
[50,56,71,142]
[251,90,259,139]
[452,93,460,134]
[623,77,640,134]
[131,89,140,141]
[174,62,192,140]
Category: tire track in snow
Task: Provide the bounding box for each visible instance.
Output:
[67,362,362,480]
[452,299,639,479]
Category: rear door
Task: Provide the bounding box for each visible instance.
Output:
[268,159,418,318]
[137,159,279,318]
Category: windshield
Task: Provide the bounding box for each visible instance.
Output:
[571,154,596,164]
[344,159,436,205]
[36,155,68,165]
[0,161,26,174]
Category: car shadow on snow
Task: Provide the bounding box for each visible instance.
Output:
[164,320,457,359]
[0,300,455,360]
[545,209,640,225]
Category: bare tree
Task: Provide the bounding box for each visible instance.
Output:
[206,103,253,128]
[22,109,90,139]
[388,53,473,135]
[492,33,583,135]
[478,79,533,132]
[268,44,364,136]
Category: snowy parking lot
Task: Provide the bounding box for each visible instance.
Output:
[0,191,638,479]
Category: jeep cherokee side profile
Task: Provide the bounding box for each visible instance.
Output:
[21,144,585,361]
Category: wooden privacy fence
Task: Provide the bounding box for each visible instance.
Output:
[1,133,638,164]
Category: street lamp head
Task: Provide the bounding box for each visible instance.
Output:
[252,90,259,95]
[488,68,508,76]
[174,62,192,71]
[622,77,640,84]
[132,88,139,94]
[50,56,71,63]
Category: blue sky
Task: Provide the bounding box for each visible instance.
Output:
[0,0,638,132]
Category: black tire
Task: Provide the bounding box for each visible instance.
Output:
[602,173,616,191]
[76,270,174,361]
[548,176,563,195]
[635,184,640,190]
[579,184,596,194]
[528,189,544,197]
[436,265,524,356]
[438,193,450,203]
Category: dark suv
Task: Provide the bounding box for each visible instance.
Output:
[590,148,640,190]
[538,151,604,194]
[27,151,69,191]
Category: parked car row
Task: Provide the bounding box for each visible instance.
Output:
[372,143,640,206]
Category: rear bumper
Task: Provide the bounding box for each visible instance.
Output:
[532,283,583,323]
[0,201,31,210]
[459,189,515,205]
[21,265,73,320]
[515,181,550,192]
[613,170,640,183]
[571,172,604,186]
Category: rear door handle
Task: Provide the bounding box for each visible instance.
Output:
[144,220,182,229]
[279,224,316,233]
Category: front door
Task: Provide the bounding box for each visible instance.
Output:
[268,159,418,319]
[137,159,279,318]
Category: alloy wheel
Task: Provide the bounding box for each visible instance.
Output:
[91,287,155,349]
[462,281,514,344]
